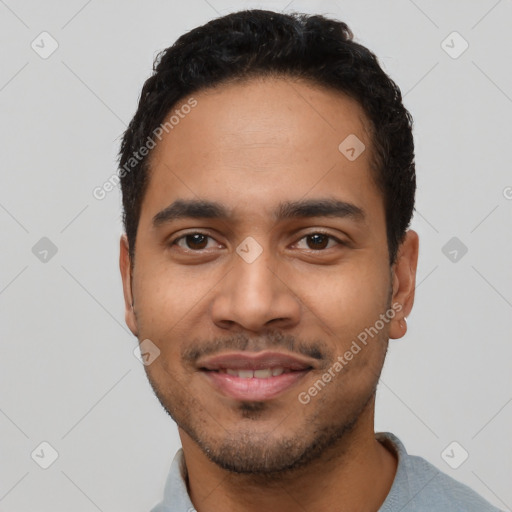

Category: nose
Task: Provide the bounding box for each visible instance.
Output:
[210,245,301,333]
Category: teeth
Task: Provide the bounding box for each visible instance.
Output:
[222,367,286,378]
[254,369,271,378]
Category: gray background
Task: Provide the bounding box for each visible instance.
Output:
[1,0,511,510]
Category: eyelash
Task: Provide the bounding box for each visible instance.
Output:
[169,231,346,253]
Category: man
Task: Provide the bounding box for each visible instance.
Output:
[118,9,501,512]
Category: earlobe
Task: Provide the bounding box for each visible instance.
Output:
[119,234,139,337]
[389,230,419,340]
[395,316,407,337]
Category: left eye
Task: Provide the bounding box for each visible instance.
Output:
[295,233,342,251]
[171,232,342,252]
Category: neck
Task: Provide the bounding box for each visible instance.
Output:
[179,402,398,512]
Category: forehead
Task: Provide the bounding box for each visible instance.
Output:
[141,76,382,226]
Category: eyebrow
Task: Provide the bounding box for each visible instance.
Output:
[152,198,366,227]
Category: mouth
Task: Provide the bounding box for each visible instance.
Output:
[198,351,315,401]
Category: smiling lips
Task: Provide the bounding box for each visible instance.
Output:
[198,351,315,401]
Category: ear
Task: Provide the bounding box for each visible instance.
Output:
[119,234,138,337]
[388,229,419,340]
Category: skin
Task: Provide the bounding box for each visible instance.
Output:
[120,76,419,512]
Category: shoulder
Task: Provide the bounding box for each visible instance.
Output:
[376,432,503,512]
[404,452,501,511]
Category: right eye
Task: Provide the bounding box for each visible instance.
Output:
[169,232,221,252]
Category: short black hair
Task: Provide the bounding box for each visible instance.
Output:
[119,9,415,265]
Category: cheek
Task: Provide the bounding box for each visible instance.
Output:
[291,259,390,330]
[132,267,197,365]
[134,257,209,321]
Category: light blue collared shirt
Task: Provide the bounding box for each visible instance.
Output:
[150,432,502,511]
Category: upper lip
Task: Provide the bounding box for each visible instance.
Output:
[198,351,317,371]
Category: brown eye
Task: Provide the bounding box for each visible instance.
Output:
[306,233,330,250]
[185,234,209,250]
[296,233,342,251]
[172,233,213,251]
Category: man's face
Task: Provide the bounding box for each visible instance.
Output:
[120,77,414,473]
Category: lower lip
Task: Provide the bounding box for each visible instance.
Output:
[201,370,310,401]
